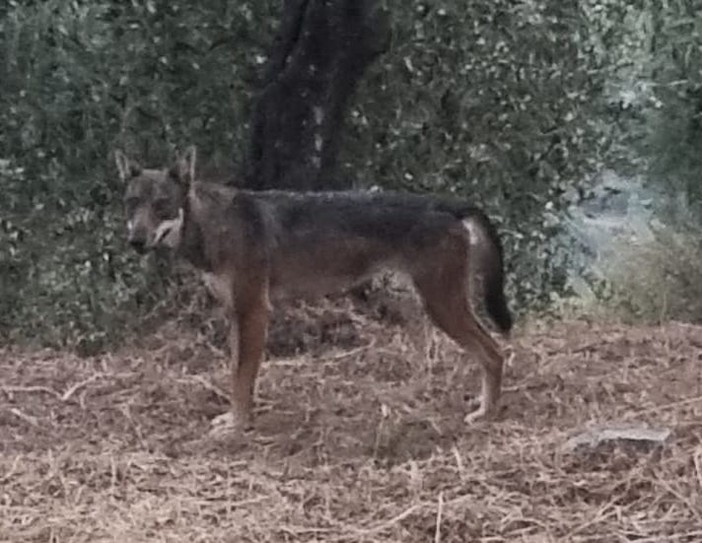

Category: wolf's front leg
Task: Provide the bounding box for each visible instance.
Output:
[211,284,270,435]
[231,300,269,429]
[211,318,240,434]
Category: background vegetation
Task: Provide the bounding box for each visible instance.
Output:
[1,0,700,352]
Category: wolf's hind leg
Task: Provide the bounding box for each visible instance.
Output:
[411,239,505,423]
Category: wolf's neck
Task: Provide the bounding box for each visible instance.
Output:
[177,193,211,272]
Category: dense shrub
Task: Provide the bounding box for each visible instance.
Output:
[3,0,688,350]
[0,1,277,351]
[587,218,702,324]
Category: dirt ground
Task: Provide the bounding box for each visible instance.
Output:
[2,314,702,542]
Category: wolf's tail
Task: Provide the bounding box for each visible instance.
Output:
[460,209,513,336]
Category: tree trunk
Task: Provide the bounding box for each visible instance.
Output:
[245,0,389,191]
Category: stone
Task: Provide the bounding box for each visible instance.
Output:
[564,423,672,454]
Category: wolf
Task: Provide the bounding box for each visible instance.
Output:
[114,146,513,433]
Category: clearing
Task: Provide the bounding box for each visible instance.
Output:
[2,315,702,542]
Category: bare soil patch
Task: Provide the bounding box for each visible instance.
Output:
[2,317,702,542]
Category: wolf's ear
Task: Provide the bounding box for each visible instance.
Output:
[114,150,142,182]
[170,145,197,186]
[182,145,196,183]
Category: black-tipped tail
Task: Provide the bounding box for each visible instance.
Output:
[463,210,513,336]
[484,259,513,335]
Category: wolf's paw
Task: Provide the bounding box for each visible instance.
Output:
[463,406,488,425]
[464,401,502,425]
[209,411,252,439]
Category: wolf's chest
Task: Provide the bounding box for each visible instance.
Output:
[201,272,234,309]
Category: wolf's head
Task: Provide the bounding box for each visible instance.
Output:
[115,146,196,254]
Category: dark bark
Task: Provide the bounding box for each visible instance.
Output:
[245,0,389,191]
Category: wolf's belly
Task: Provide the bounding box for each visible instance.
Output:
[269,249,394,300]
[269,266,370,300]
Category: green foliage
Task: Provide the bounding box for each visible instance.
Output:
[595,0,702,216]
[0,0,645,349]
[0,0,278,170]
[0,157,162,353]
[590,219,702,324]
[643,2,702,211]
[0,1,279,351]
[344,1,612,311]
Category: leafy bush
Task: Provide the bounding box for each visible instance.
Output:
[580,217,702,324]
[343,1,613,311]
[0,1,277,351]
[0,0,627,350]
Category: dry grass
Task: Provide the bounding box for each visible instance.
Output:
[2,314,702,542]
[593,221,702,324]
